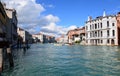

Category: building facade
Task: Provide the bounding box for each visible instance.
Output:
[17,27,32,44]
[67,27,85,43]
[56,35,68,43]
[0,2,8,47]
[32,33,43,43]
[5,8,18,44]
[85,12,119,45]
[116,12,120,45]
[43,35,55,43]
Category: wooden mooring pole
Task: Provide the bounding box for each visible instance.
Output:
[0,48,3,73]
[7,47,14,67]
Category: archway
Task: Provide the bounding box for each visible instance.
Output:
[111,39,115,45]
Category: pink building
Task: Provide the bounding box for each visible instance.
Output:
[67,27,85,43]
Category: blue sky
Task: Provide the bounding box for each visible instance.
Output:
[36,0,120,27]
[3,0,120,36]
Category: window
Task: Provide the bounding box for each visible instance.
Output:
[107,21,109,27]
[98,23,99,28]
[101,23,102,28]
[112,23,115,26]
[101,40,103,43]
[95,32,97,37]
[93,32,94,37]
[101,31,102,37]
[112,30,115,36]
[111,39,115,45]
[90,25,91,30]
[107,39,109,43]
[98,31,100,37]
[86,40,88,43]
[98,40,100,43]
[86,33,88,38]
[93,24,94,29]
[86,26,88,30]
[95,24,97,29]
[90,32,92,37]
[107,30,109,37]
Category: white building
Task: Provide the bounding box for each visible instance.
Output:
[56,35,68,43]
[85,11,118,45]
[32,33,43,43]
[17,27,32,43]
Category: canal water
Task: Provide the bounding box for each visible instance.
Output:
[2,44,120,76]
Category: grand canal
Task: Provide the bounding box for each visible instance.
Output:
[2,44,120,76]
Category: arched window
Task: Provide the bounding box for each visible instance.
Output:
[107,30,109,37]
[112,30,115,36]
[101,23,102,28]
[107,21,109,27]
[98,23,99,28]
[112,23,115,26]
[111,39,115,45]
[90,25,91,29]
[95,32,97,37]
[86,26,88,30]
[95,24,97,29]
[101,31,102,37]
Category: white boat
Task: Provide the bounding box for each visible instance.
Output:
[54,43,63,46]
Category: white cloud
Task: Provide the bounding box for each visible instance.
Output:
[3,0,45,25]
[41,22,77,36]
[2,0,78,37]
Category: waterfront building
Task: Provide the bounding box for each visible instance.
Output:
[32,35,38,43]
[67,27,85,44]
[0,2,8,47]
[116,12,120,45]
[32,33,43,43]
[43,35,55,43]
[5,8,18,44]
[0,2,18,46]
[17,27,32,44]
[85,11,120,45]
[56,35,68,43]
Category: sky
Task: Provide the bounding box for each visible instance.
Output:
[2,0,120,37]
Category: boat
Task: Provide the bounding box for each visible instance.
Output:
[54,43,63,46]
